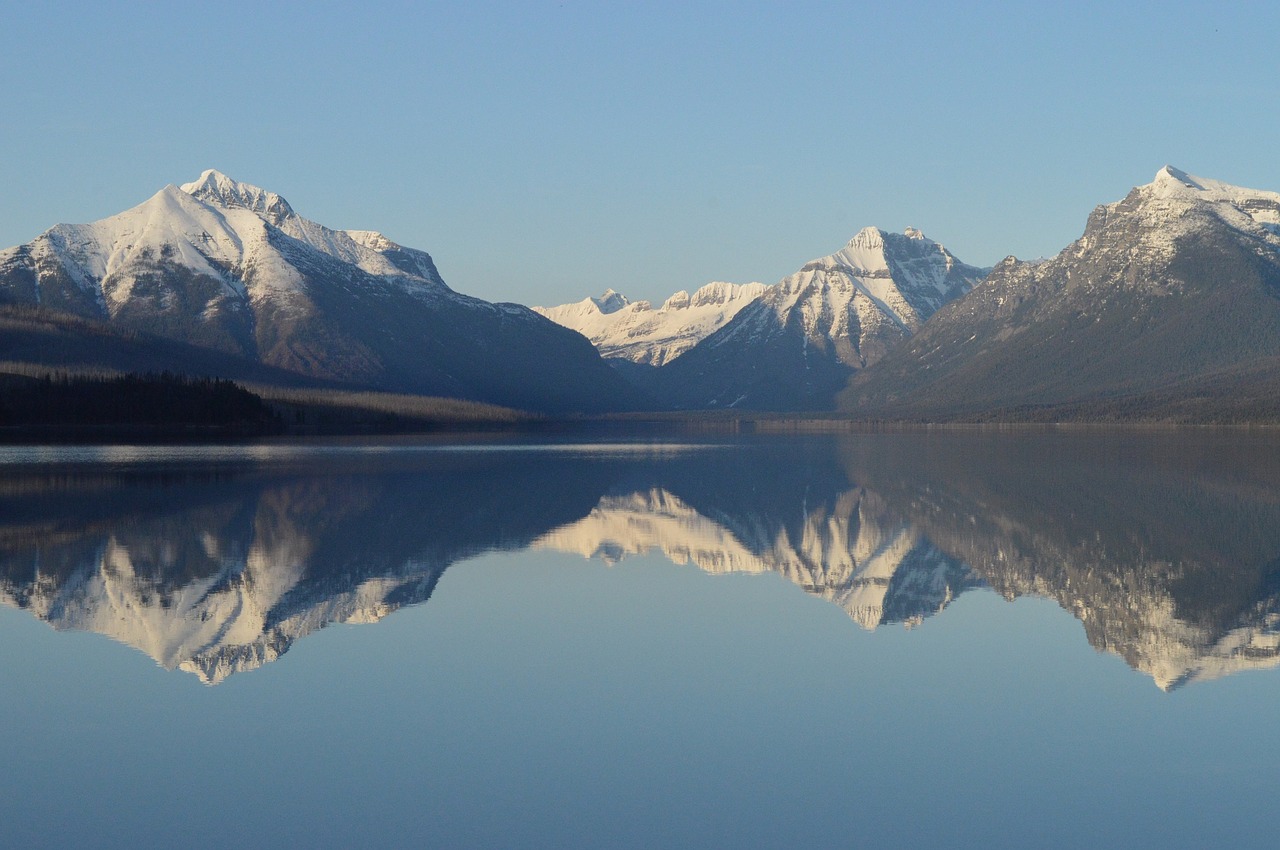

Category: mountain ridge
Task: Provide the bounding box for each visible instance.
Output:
[533,280,767,367]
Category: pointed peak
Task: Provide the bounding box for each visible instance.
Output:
[1153,165,1202,191]
[904,226,925,240]
[848,226,886,248]
[591,289,630,314]
[180,169,294,223]
[1142,167,1280,224]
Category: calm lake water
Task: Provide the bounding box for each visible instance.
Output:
[3,432,1280,849]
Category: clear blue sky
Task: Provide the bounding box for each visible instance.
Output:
[3,1,1278,306]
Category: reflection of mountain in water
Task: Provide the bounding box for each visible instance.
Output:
[0,451,627,683]
[841,433,1280,690]
[4,435,1280,689]
[533,487,977,630]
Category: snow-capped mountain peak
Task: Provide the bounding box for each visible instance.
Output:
[534,280,766,366]
[1145,165,1280,226]
[180,168,295,224]
[653,227,988,410]
[591,288,630,313]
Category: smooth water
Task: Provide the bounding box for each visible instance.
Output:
[3,432,1280,849]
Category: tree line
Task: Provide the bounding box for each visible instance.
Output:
[0,371,281,432]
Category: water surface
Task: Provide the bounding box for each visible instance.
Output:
[3,432,1280,848]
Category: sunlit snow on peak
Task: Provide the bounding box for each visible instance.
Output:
[180,168,295,223]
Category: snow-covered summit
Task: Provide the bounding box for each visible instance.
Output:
[1142,165,1280,231]
[593,288,630,314]
[722,227,985,361]
[0,169,447,310]
[653,227,989,410]
[180,168,296,224]
[1062,165,1280,272]
[534,280,766,366]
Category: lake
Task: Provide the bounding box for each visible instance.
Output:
[3,431,1280,849]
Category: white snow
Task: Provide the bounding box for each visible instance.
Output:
[534,280,767,365]
[7,169,451,323]
[704,226,987,369]
[1149,165,1280,226]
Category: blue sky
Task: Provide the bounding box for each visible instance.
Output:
[3,1,1278,305]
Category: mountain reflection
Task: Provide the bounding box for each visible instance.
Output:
[3,434,1280,689]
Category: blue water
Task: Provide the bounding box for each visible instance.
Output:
[2,433,1279,848]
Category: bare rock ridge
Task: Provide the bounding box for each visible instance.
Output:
[0,169,643,414]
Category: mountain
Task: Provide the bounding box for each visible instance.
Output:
[653,227,988,410]
[842,167,1280,420]
[0,170,642,413]
[533,281,766,366]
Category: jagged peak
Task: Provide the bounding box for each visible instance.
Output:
[689,281,766,308]
[1154,164,1200,189]
[180,169,295,223]
[662,290,691,310]
[591,288,630,314]
[847,226,886,248]
[844,226,941,252]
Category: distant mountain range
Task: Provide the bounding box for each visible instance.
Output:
[0,170,642,413]
[5,166,1280,420]
[533,282,766,366]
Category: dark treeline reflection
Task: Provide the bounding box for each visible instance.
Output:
[3,433,1280,688]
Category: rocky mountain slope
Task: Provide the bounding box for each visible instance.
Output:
[0,170,641,413]
[654,227,987,410]
[533,281,766,366]
[842,167,1280,419]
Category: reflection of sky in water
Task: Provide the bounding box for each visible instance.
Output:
[3,550,1279,849]
[2,434,1280,847]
